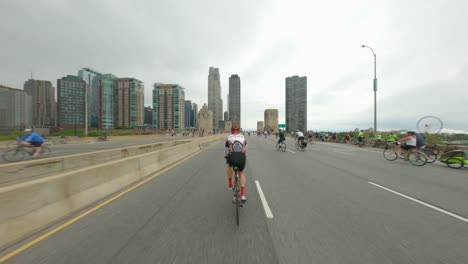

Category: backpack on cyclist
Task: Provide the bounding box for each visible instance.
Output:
[415,133,426,147]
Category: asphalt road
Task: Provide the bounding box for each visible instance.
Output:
[0,135,191,164]
[2,135,468,263]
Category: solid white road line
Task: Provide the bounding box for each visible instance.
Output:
[255,180,274,219]
[286,149,296,154]
[369,181,468,223]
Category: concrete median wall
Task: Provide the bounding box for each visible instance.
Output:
[0,135,224,249]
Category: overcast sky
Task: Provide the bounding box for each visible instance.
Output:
[1,0,467,131]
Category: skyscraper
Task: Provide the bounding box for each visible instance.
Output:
[152,83,185,130]
[57,75,86,129]
[114,78,144,128]
[228,74,241,127]
[0,85,32,130]
[98,74,117,129]
[208,67,223,129]
[23,79,56,127]
[78,68,102,128]
[264,109,278,132]
[184,100,192,128]
[191,103,198,128]
[285,76,307,132]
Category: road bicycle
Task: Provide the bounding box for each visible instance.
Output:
[295,140,307,152]
[276,140,286,152]
[232,166,242,225]
[383,144,428,166]
[3,144,51,162]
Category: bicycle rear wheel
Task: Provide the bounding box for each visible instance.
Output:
[281,143,286,152]
[383,149,398,161]
[408,152,428,166]
[3,149,26,162]
[422,149,437,163]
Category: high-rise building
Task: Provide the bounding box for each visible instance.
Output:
[152,83,185,130]
[144,106,153,126]
[198,104,213,133]
[57,75,86,129]
[98,74,117,129]
[23,79,56,127]
[114,78,144,128]
[225,121,232,133]
[191,103,198,128]
[264,109,279,132]
[184,100,192,128]
[286,76,307,132]
[224,111,228,122]
[257,121,264,132]
[0,85,32,131]
[78,68,102,128]
[208,67,223,129]
[228,74,241,127]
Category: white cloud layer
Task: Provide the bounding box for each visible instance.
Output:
[1,0,467,131]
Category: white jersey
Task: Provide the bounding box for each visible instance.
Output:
[406,136,417,146]
[225,134,247,154]
[296,131,304,138]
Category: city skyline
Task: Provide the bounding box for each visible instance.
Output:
[1,0,468,131]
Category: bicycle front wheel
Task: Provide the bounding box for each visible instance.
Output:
[408,152,428,166]
[3,149,26,162]
[383,149,398,161]
[446,158,464,169]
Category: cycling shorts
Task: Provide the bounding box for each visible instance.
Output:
[401,145,416,151]
[358,137,363,142]
[226,152,246,171]
[31,142,43,147]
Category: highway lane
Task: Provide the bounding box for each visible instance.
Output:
[0,135,194,164]
[2,136,468,263]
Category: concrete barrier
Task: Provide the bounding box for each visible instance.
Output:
[0,139,194,186]
[0,135,224,249]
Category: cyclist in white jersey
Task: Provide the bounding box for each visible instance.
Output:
[225,125,248,203]
[296,130,305,145]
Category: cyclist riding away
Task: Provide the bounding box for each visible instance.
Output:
[278,129,286,146]
[17,128,44,157]
[345,133,351,143]
[296,130,305,146]
[225,125,248,203]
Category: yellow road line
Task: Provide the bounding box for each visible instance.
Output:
[0,148,207,263]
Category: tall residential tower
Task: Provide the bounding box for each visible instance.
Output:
[208,67,223,129]
[228,74,241,128]
[23,79,56,127]
[285,76,307,132]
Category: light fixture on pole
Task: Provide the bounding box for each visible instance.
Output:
[361,44,377,132]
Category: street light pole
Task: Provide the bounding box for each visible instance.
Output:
[361,45,377,132]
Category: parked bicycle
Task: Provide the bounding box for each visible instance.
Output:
[3,144,51,162]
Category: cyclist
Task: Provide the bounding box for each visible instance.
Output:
[296,130,305,146]
[357,130,364,145]
[345,133,351,143]
[277,129,286,146]
[387,132,398,143]
[307,131,313,143]
[399,131,417,159]
[17,128,44,157]
[332,133,337,142]
[225,125,248,203]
